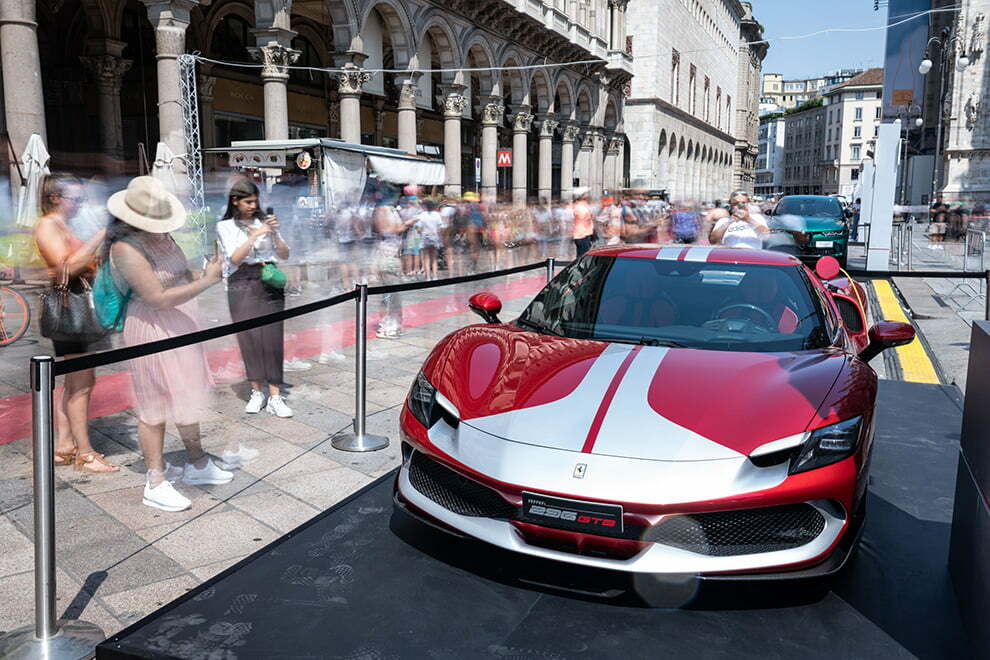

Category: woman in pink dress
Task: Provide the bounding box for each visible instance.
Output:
[106,177,231,512]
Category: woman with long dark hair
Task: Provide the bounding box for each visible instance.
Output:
[34,173,118,473]
[216,178,293,417]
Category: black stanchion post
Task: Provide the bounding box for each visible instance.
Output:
[0,357,104,658]
[985,270,989,321]
[332,283,388,452]
[546,258,555,283]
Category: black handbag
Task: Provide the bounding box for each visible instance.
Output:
[40,264,109,345]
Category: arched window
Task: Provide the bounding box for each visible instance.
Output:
[211,15,252,63]
[290,36,321,84]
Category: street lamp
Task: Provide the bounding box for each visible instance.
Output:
[919,25,969,201]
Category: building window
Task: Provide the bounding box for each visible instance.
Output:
[851,169,860,180]
[853,126,861,138]
[875,107,882,120]
[704,76,711,123]
[855,91,864,100]
[854,107,863,121]
[873,125,880,137]
[876,91,882,99]
[671,49,680,106]
[716,87,722,129]
[851,145,861,160]
[689,64,697,115]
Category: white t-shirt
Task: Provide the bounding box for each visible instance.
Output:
[216,218,281,276]
[714,215,768,249]
[415,211,445,242]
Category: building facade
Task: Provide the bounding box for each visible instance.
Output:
[760,69,862,111]
[625,0,752,201]
[0,0,634,204]
[755,114,785,197]
[780,103,825,196]
[732,1,766,194]
[821,68,884,198]
[942,0,990,203]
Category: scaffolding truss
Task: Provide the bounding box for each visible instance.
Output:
[177,53,208,254]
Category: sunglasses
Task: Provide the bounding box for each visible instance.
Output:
[58,195,87,203]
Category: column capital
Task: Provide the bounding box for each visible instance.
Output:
[249,41,300,80]
[482,100,505,126]
[197,73,217,102]
[579,129,596,151]
[142,0,197,27]
[607,135,624,154]
[396,74,422,110]
[560,123,581,143]
[338,67,372,96]
[442,91,468,119]
[538,113,559,138]
[511,108,534,133]
[80,54,133,94]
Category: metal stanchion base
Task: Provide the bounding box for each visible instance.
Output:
[331,432,389,452]
[0,620,105,659]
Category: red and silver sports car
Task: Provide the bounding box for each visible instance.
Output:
[394,246,915,578]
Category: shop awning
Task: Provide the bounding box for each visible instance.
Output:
[367,155,446,186]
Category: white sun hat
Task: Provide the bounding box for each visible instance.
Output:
[107,176,186,233]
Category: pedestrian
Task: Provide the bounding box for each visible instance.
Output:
[572,191,595,257]
[105,176,230,511]
[34,173,119,473]
[216,177,294,418]
[371,192,406,338]
[416,198,445,279]
[928,197,948,250]
[850,198,862,241]
[710,191,768,249]
[670,201,702,244]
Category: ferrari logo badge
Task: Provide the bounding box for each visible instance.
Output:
[573,463,587,479]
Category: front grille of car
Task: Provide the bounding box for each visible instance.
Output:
[408,451,516,519]
[800,246,841,256]
[644,503,826,557]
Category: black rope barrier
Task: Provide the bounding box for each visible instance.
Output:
[52,261,548,376]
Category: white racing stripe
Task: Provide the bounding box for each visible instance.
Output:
[683,246,714,262]
[591,346,743,461]
[656,246,683,260]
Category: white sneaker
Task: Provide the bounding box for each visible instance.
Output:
[266,394,293,418]
[245,390,266,414]
[164,462,184,481]
[317,351,347,364]
[376,328,402,339]
[219,443,260,469]
[143,480,191,512]
[181,458,234,485]
[283,359,312,372]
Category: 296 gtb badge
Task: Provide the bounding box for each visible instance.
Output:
[521,492,623,537]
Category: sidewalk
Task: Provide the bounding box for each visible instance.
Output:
[0,276,536,639]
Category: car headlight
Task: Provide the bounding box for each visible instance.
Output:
[407,372,437,428]
[789,416,863,475]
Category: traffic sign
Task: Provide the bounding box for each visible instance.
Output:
[474,157,481,183]
[497,150,513,167]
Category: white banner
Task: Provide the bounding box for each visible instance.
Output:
[322,149,368,209]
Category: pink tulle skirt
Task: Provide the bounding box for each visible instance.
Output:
[123,299,214,426]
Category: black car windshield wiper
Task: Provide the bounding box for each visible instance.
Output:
[516,317,563,336]
[594,335,689,348]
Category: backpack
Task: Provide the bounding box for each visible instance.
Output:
[671,211,701,240]
[92,256,131,332]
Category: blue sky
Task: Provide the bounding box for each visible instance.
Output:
[754,0,889,79]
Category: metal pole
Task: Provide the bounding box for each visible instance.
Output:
[546,257,555,283]
[985,270,989,322]
[33,356,56,639]
[932,56,947,202]
[0,357,104,658]
[332,283,388,452]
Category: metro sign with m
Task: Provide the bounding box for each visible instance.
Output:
[497,150,513,167]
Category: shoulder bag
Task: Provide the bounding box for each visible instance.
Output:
[40,264,108,344]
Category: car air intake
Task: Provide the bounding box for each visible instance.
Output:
[644,503,827,557]
[408,451,516,519]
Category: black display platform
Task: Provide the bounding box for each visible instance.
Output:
[96,380,971,659]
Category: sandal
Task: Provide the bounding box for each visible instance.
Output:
[54,448,76,467]
[74,452,120,473]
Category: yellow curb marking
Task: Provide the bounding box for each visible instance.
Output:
[871,280,940,384]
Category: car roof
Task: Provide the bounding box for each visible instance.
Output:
[780,195,840,201]
[587,245,804,267]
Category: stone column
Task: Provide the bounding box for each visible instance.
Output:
[577,129,594,192]
[338,65,370,144]
[602,134,617,192]
[537,114,558,204]
[143,0,196,175]
[0,0,47,186]
[397,75,421,155]
[481,100,503,203]
[442,86,467,198]
[80,41,132,174]
[609,1,621,50]
[511,107,533,207]
[560,123,579,201]
[249,40,299,140]
[590,129,604,198]
[611,135,625,191]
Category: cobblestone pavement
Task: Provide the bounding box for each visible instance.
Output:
[0,271,537,639]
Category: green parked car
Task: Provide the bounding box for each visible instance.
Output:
[768,195,851,268]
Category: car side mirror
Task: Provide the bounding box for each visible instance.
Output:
[815,256,841,280]
[468,292,502,324]
[858,321,915,363]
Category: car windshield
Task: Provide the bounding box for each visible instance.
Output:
[776,197,844,217]
[518,256,830,352]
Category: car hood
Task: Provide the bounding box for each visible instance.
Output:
[425,325,849,461]
[771,215,847,233]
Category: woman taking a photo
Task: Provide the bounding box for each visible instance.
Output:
[216,178,293,417]
[34,173,118,473]
[106,176,230,512]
